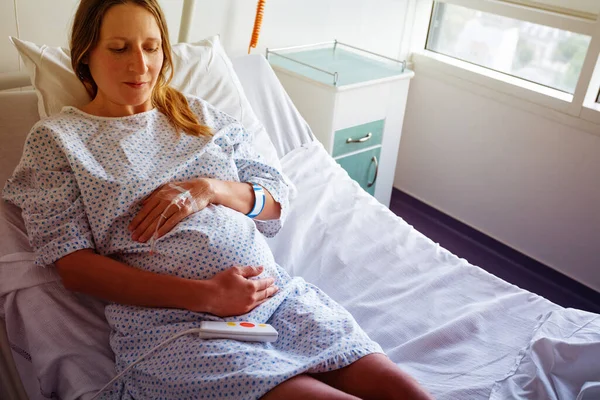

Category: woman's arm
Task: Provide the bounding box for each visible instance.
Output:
[55,249,277,316]
[56,249,208,310]
[207,179,281,221]
[129,178,281,243]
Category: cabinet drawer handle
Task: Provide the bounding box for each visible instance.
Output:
[346,132,372,144]
[367,156,379,188]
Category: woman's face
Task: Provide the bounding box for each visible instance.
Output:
[86,3,163,116]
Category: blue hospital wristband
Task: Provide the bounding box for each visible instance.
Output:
[246,183,265,219]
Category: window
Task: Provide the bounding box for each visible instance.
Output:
[426,2,591,94]
[410,0,600,130]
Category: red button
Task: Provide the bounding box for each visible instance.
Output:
[240,322,255,328]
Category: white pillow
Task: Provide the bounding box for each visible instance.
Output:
[10,35,281,169]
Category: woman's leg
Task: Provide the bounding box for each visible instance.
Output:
[260,374,360,400]
[310,354,434,400]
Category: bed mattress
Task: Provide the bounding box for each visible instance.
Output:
[3,140,599,399]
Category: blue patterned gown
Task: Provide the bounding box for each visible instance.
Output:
[3,95,383,399]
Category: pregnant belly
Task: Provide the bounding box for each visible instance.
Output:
[115,205,277,280]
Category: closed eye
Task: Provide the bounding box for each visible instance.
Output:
[109,47,159,53]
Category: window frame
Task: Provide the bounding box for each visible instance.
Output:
[409,0,600,134]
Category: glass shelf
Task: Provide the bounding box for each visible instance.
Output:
[267,40,408,87]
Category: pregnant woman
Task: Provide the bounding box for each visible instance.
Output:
[3,0,432,399]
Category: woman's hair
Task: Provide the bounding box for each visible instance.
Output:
[70,0,211,137]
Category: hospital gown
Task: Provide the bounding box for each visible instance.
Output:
[3,95,383,399]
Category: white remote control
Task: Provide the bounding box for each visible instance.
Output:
[198,321,278,342]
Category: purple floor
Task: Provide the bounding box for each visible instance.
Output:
[389,188,599,314]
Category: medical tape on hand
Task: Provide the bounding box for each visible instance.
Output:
[149,183,200,254]
[169,183,200,213]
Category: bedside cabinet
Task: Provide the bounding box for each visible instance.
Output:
[267,41,414,207]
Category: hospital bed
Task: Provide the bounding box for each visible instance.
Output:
[1,49,600,400]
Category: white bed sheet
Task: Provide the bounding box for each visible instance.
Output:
[5,141,598,400]
[269,141,600,400]
[232,55,314,158]
[1,55,599,400]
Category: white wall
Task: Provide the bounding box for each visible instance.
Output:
[0,0,409,74]
[185,0,408,59]
[0,0,19,73]
[0,0,186,73]
[395,71,600,292]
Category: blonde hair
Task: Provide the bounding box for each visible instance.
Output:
[70,0,212,137]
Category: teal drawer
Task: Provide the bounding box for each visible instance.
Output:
[332,120,385,157]
[336,147,381,196]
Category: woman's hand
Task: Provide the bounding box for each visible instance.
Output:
[201,266,279,317]
[129,178,214,243]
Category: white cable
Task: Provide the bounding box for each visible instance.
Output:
[90,327,203,399]
[99,185,206,393]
